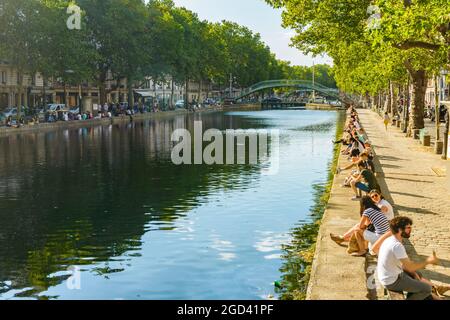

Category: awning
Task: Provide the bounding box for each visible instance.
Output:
[134,90,154,98]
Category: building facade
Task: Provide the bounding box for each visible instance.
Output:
[425,71,450,108]
[1,62,225,112]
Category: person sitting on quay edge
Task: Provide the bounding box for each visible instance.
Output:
[330,196,390,256]
[337,151,375,175]
[350,160,381,200]
[369,189,394,221]
[342,137,363,156]
[374,216,450,300]
[6,116,13,127]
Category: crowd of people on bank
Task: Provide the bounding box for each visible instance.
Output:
[45,102,161,124]
[2,101,188,128]
[329,106,450,300]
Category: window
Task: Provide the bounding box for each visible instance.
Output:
[0,71,6,84]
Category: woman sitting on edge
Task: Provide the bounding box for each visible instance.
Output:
[331,195,391,250]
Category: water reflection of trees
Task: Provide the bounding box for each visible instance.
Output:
[0,112,271,299]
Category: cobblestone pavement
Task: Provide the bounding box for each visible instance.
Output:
[307,108,450,300]
[361,109,450,297]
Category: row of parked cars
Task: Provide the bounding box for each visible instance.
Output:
[0,104,79,121]
[1,98,224,122]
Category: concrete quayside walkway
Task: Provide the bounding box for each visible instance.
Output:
[307,108,450,300]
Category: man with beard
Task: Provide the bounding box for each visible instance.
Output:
[375,216,449,300]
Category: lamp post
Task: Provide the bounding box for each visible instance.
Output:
[312,61,316,102]
[229,73,233,99]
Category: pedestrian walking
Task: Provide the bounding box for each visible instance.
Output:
[384,112,390,131]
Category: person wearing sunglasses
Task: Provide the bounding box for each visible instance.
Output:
[369,190,394,221]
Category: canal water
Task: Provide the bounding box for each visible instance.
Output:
[0,109,341,300]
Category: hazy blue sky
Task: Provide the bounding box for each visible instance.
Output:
[172,0,332,66]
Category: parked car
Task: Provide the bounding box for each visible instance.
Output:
[47,104,68,113]
[203,98,218,106]
[69,107,80,115]
[1,107,26,118]
[175,100,185,108]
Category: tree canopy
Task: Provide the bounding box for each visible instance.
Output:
[0,0,336,107]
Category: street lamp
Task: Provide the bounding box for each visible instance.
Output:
[312,61,316,102]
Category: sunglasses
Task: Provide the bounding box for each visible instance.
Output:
[370,194,380,199]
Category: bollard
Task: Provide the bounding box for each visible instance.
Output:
[422,135,431,147]
[413,129,420,139]
[396,120,401,128]
[435,141,443,154]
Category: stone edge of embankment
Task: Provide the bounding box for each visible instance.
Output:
[305,110,367,300]
[303,111,348,300]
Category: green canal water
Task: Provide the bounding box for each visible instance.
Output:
[0,109,343,300]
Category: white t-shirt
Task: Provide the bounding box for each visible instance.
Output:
[378,199,394,221]
[377,236,408,286]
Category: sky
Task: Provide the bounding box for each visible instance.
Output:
[172,0,332,67]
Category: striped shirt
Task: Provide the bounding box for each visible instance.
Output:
[363,208,390,236]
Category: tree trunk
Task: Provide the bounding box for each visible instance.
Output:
[64,82,67,106]
[198,79,202,105]
[127,77,134,108]
[385,88,392,114]
[42,77,47,111]
[390,82,398,117]
[435,75,440,141]
[17,71,23,120]
[185,78,189,108]
[170,79,174,109]
[403,82,410,133]
[99,71,108,106]
[408,69,427,133]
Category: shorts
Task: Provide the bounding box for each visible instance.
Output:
[355,182,370,192]
[363,230,381,244]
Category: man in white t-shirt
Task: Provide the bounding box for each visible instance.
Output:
[376,216,441,300]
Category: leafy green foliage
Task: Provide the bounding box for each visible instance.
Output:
[0,0,336,105]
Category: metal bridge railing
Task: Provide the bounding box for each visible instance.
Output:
[236,80,341,101]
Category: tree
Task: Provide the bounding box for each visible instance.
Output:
[76,0,151,105]
[267,0,449,130]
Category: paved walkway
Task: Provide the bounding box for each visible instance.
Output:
[307,108,450,300]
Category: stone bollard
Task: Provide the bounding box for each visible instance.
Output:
[422,135,431,146]
[392,119,397,126]
[413,129,420,139]
[435,141,444,154]
[396,120,401,128]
